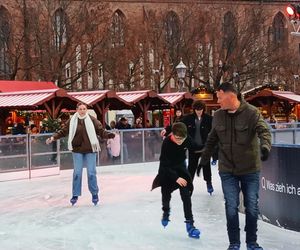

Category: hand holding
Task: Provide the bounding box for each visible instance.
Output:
[46,137,54,145]
[261,147,269,161]
[160,129,166,137]
[176,177,187,187]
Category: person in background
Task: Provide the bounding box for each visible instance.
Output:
[152,122,200,239]
[181,100,214,195]
[198,82,271,250]
[160,108,183,137]
[46,102,115,206]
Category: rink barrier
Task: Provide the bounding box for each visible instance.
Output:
[0,128,162,181]
[259,144,300,232]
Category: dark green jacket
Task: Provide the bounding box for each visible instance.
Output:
[200,101,271,175]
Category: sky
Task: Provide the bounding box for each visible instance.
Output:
[0,162,299,250]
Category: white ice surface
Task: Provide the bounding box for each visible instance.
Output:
[0,162,299,250]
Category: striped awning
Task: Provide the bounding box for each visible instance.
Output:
[158,92,194,106]
[117,90,167,108]
[246,89,300,103]
[0,80,58,92]
[69,90,132,110]
[0,89,57,108]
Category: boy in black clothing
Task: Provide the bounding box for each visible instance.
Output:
[152,122,200,239]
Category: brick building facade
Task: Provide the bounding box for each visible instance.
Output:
[0,1,298,93]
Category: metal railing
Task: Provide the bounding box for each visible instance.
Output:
[1,124,299,181]
[0,128,163,181]
[268,122,300,145]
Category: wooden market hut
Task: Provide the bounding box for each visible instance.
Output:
[244,88,300,122]
[117,90,168,127]
[68,90,132,125]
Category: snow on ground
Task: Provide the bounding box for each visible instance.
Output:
[0,162,299,250]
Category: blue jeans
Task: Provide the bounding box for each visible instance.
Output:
[219,171,260,245]
[72,152,99,196]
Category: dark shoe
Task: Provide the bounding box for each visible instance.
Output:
[247,242,263,250]
[206,182,214,195]
[185,220,200,239]
[227,243,240,250]
[161,211,170,227]
[92,194,99,205]
[70,196,78,206]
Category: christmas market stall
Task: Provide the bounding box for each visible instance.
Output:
[117,90,168,127]
[0,88,78,134]
[68,90,132,125]
[158,92,194,127]
[244,85,300,122]
[191,85,219,114]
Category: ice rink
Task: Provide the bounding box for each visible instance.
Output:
[0,162,299,250]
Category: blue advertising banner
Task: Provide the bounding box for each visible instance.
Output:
[259,145,300,232]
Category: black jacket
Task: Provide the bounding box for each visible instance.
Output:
[182,112,213,151]
[151,136,193,192]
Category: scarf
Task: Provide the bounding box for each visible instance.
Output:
[68,113,100,152]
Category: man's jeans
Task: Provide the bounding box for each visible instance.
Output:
[72,152,99,196]
[219,171,260,245]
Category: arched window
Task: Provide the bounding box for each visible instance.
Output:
[223,12,237,55]
[53,8,68,51]
[0,6,11,79]
[111,10,125,47]
[164,11,180,48]
[272,12,287,44]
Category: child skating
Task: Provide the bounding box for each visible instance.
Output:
[152,122,200,239]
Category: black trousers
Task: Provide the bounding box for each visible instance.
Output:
[188,151,212,182]
[161,185,193,221]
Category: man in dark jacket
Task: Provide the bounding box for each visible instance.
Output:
[181,100,214,194]
[198,83,271,250]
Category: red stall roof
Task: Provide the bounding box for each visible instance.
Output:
[0,80,58,92]
[0,89,78,118]
[68,90,132,110]
[246,89,300,103]
[158,92,194,106]
[0,89,58,107]
[117,90,167,108]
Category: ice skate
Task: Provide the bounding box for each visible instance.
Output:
[161,212,170,228]
[227,243,240,250]
[70,196,78,206]
[185,220,200,239]
[92,194,99,205]
[206,182,214,195]
[247,243,263,250]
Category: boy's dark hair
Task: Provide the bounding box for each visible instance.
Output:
[172,122,187,138]
[192,100,206,111]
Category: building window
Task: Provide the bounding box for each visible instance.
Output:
[53,9,67,51]
[223,12,237,55]
[87,43,93,89]
[76,45,82,89]
[111,10,125,47]
[98,64,104,89]
[0,7,11,79]
[272,12,287,45]
[164,11,180,50]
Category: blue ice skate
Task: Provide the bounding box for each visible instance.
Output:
[92,194,99,205]
[161,212,170,228]
[247,243,263,250]
[70,196,78,206]
[206,182,214,195]
[185,220,200,239]
[227,243,240,250]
